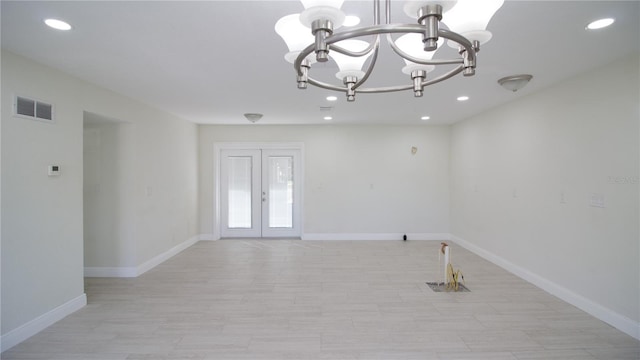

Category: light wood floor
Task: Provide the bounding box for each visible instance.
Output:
[3,240,639,359]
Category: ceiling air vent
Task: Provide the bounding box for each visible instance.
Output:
[14,95,54,122]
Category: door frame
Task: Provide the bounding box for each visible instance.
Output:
[213,142,304,240]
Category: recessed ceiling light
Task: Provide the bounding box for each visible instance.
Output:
[421,116,430,120]
[343,15,360,27]
[326,95,338,101]
[457,96,469,102]
[44,18,72,31]
[323,116,333,121]
[586,18,615,30]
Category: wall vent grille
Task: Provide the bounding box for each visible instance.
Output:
[14,95,54,122]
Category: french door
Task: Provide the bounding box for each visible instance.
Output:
[220,148,301,238]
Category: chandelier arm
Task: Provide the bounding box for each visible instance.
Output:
[420,65,465,87]
[352,36,381,90]
[307,77,349,92]
[374,0,380,25]
[330,43,375,58]
[356,84,414,94]
[324,24,423,45]
[386,33,463,66]
[387,33,455,65]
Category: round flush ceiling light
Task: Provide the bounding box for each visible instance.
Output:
[244,113,263,123]
[586,18,615,30]
[498,74,533,92]
[457,96,469,102]
[326,95,338,101]
[323,116,333,121]
[421,116,430,120]
[44,18,72,31]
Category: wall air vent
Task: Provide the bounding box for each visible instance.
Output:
[14,95,54,122]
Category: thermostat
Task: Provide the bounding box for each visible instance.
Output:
[48,165,60,176]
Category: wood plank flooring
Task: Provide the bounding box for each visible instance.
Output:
[3,240,639,359]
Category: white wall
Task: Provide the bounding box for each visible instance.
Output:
[450,55,639,337]
[199,125,451,239]
[2,52,85,340]
[1,50,199,348]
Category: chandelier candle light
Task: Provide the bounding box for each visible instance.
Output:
[275,0,504,101]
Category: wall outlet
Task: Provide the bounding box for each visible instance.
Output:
[589,193,605,208]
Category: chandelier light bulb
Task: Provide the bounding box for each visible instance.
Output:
[299,0,345,28]
[395,33,444,75]
[275,14,317,64]
[330,39,373,80]
[343,15,361,27]
[444,0,504,47]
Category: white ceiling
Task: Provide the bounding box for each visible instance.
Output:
[2,1,638,125]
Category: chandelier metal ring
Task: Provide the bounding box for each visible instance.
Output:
[294,25,477,95]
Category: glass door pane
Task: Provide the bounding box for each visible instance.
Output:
[267,156,293,228]
[227,156,253,228]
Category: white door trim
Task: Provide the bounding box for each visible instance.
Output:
[214,142,304,240]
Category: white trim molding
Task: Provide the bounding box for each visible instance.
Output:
[84,235,200,278]
[0,294,87,352]
[84,266,137,278]
[302,233,451,241]
[450,234,640,341]
[136,235,199,276]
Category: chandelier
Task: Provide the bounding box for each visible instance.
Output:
[275,0,504,101]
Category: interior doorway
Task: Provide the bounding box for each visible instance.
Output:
[83,112,135,273]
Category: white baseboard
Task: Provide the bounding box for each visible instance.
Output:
[84,266,137,278]
[137,235,199,276]
[450,234,640,341]
[197,233,217,241]
[0,293,86,353]
[301,233,450,241]
[84,235,200,278]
